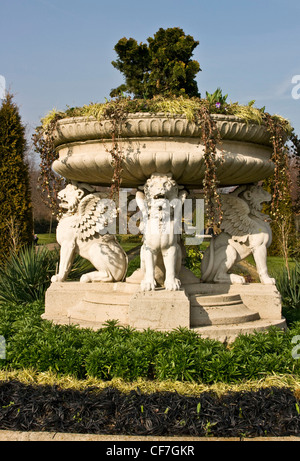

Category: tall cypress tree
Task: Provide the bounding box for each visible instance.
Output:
[0,93,33,259]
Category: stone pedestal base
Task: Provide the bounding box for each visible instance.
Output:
[43,276,286,342]
[129,289,190,331]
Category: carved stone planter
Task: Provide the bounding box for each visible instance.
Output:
[51,113,275,187]
[44,112,287,340]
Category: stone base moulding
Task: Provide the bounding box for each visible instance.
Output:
[43,281,286,342]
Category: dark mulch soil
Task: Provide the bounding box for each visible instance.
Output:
[0,380,299,437]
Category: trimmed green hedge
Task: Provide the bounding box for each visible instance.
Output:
[0,301,300,383]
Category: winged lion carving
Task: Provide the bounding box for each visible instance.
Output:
[51,183,128,283]
[201,184,275,285]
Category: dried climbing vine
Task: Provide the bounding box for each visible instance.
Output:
[101,97,129,201]
[32,117,65,218]
[263,113,293,219]
[195,101,222,231]
[262,113,299,269]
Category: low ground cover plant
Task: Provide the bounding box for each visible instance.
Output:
[0,300,300,384]
[0,380,299,437]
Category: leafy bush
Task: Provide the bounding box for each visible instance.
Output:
[1,298,300,383]
[275,261,300,323]
[0,246,57,304]
[0,245,95,305]
[184,246,203,277]
[111,27,201,99]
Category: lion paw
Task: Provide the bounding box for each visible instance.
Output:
[165,277,181,291]
[229,274,246,284]
[51,275,63,283]
[261,276,276,285]
[141,279,156,291]
[80,274,92,283]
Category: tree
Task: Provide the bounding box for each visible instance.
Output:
[111,27,201,99]
[26,151,57,233]
[0,93,33,258]
[263,150,297,269]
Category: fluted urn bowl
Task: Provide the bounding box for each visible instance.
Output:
[51,113,275,187]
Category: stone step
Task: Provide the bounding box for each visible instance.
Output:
[190,293,244,307]
[193,318,287,343]
[190,293,260,327]
[44,280,286,341]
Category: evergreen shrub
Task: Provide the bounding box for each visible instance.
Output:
[0,93,33,259]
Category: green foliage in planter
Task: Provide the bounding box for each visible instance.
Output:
[0,93,33,259]
[205,87,228,111]
[40,94,293,132]
[110,27,201,99]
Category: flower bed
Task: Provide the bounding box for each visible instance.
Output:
[0,380,299,437]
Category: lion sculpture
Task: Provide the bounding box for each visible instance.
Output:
[201,184,275,285]
[136,173,188,291]
[51,183,128,283]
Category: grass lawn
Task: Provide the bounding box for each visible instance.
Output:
[244,254,296,277]
[37,233,142,251]
[37,233,294,280]
[36,233,57,245]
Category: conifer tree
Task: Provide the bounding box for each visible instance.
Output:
[111,27,201,99]
[0,93,33,259]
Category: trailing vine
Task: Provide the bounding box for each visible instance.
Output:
[262,113,299,268]
[32,117,65,218]
[101,97,129,201]
[195,101,222,231]
[290,131,300,216]
[263,113,293,219]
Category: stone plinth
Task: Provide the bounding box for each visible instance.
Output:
[129,289,190,331]
[43,281,136,327]
[43,280,286,342]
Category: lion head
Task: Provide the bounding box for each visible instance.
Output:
[234,184,271,211]
[58,182,95,214]
[142,173,181,206]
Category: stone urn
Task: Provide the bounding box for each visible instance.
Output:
[44,112,286,341]
[51,113,275,187]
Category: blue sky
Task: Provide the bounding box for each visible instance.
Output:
[1,0,300,139]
